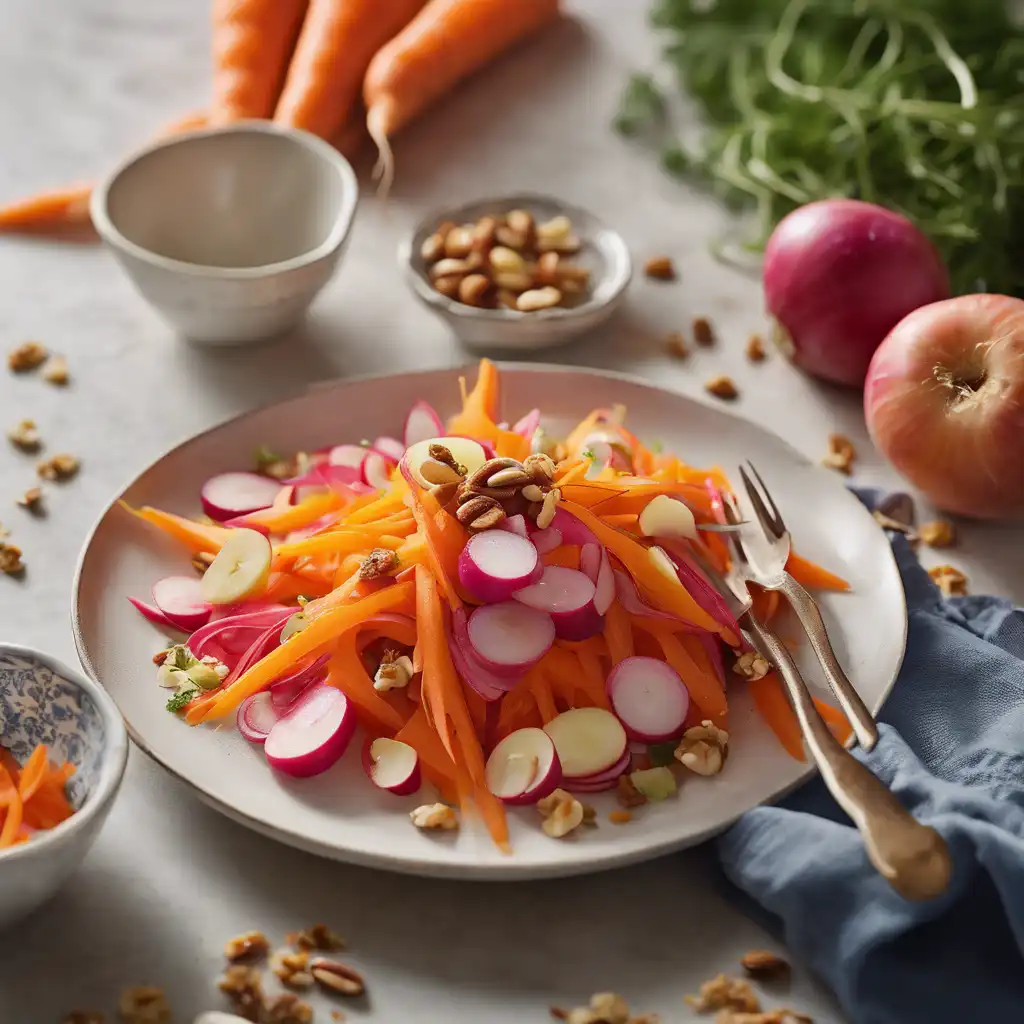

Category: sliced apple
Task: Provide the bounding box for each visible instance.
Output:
[404,436,488,488]
[200,528,273,605]
[639,494,697,541]
[543,707,628,778]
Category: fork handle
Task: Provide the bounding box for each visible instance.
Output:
[745,615,952,902]
[773,572,879,751]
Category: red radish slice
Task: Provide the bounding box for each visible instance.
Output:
[270,654,330,709]
[404,400,444,448]
[485,728,561,805]
[566,747,632,784]
[362,737,422,795]
[152,576,213,631]
[128,596,178,630]
[512,566,603,641]
[512,408,541,438]
[264,684,357,778]
[551,508,599,549]
[372,436,405,461]
[501,514,528,539]
[612,569,701,628]
[467,602,555,675]
[450,609,521,700]
[458,531,541,603]
[329,444,368,472]
[580,544,614,614]
[237,691,281,744]
[607,656,691,743]
[362,451,395,491]
[200,471,283,522]
[529,526,562,555]
[543,708,628,778]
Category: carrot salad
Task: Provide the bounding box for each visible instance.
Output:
[0,744,77,849]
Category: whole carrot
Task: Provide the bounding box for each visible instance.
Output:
[211,0,309,124]
[275,0,424,142]
[363,0,561,193]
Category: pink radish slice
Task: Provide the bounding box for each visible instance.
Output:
[329,444,368,472]
[662,544,742,635]
[270,654,330,709]
[362,451,395,491]
[580,544,615,615]
[565,747,632,785]
[362,737,421,795]
[512,566,603,641]
[152,576,213,631]
[128,596,179,630]
[501,514,528,539]
[551,508,599,549]
[613,569,701,629]
[264,684,357,778]
[512,408,541,438]
[450,609,521,700]
[404,400,444,448]
[485,727,561,805]
[467,602,555,676]
[201,471,283,521]
[372,436,405,461]
[543,707,628,778]
[458,531,541,604]
[237,692,281,744]
[607,656,690,743]
[529,526,562,555]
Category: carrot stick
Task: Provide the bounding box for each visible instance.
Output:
[642,625,728,727]
[327,638,409,734]
[234,491,343,533]
[122,503,234,554]
[749,672,806,762]
[273,530,406,561]
[395,706,458,801]
[0,762,23,848]
[0,748,21,785]
[275,0,425,141]
[527,666,558,723]
[603,601,634,665]
[408,488,463,609]
[814,698,854,746]
[364,0,561,192]
[786,552,850,592]
[16,746,49,803]
[211,0,309,124]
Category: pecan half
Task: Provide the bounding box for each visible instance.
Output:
[456,495,505,531]
[310,957,366,997]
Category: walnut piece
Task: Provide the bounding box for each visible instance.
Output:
[0,543,24,575]
[7,341,47,372]
[929,564,968,597]
[537,788,585,838]
[116,986,171,1024]
[705,375,738,400]
[224,929,270,962]
[42,354,70,385]
[264,992,314,1024]
[218,964,265,1022]
[692,316,715,346]
[732,651,770,680]
[745,334,767,362]
[664,331,689,358]
[644,255,676,281]
[686,974,761,1013]
[675,720,729,777]
[17,486,43,512]
[358,547,398,580]
[716,1012,813,1024]
[410,802,458,830]
[37,453,79,481]
[374,652,413,693]
[740,949,791,980]
[7,418,41,451]
[919,519,956,548]
[271,948,314,989]
[289,922,346,952]
[617,774,648,808]
[821,433,856,475]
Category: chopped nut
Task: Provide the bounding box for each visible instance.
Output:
[218,964,265,1022]
[740,949,791,980]
[459,273,495,308]
[550,1007,570,1021]
[7,418,41,451]
[455,493,505,531]
[537,788,585,838]
[433,275,462,298]
[589,993,631,1024]
[224,929,270,962]
[310,957,366,996]
[686,974,761,1013]
[644,255,676,280]
[374,653,414,693]
[536,487,560,529]
[489,245,527,274]
[929,564,968,597]
[523,453,556,482]
[676,719,729,777]
[0,543,24,576]
[617,774,648,808]
[420,457,464,486]
[42,354,70,385]
[693,316,715,346]
[358,547,398,580]
[420,232,446,263]
[16,486,43,513]
[427,442,466,476]
[746,334,767,362]
[289,923,346,951]
[444,224,475,258]
[116,986,171,1024]
[665,331,689,358]
[410,802,458,830]
[822,434,856,475]
[705,375,738,400]
[732,651,770,680]
[37,453,79,481]
[271,949,314,989]
[264,992,314,1024]
[62,1014,106,1024]
[7,341,47,372]
[192,550,215,575]
[331,1013,346,1023]
[517,286,562,312]
[609,809,633,824]
[919,519,956,548]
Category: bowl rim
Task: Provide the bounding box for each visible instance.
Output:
[89,121,359,280]
[398,191,633,323]
[0,643,128,865]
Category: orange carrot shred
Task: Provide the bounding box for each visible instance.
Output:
[786,552,850,592]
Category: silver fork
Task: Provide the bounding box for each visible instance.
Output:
[704,488,952,901]
[737,462,879,752]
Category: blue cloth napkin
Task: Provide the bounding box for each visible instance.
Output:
[716,489,1024,1024]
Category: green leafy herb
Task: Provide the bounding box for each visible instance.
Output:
[166,687,200,714]
[619,0,1024,295]
[647,741,676,767]
[254,444,282,469]
[581,448,596,461]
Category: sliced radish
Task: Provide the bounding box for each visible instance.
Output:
[607,656,691,743]
[200,471,283,522]
[501,514,528,539]
[404,400,445,448]
[512,408,541,438]
[264,684,356,778]
[639,494,698,541]
[485,728,561,805]
[128,595,179,630]
[543,708,628,778]
[551,508,599,548]
[661,544,742,635]
[270,654,329,709]
[467,602,555,675]
[372,436,406,462]
[613,569,685,623]
[362,451,396,491]
[580,544,615,615]
[201,529,273,605]
[449,608,521,700]
[403,436,488,489]
[458,531,541,603]
[529,526,562,555]
[152,576,213,631]
[329,444,368,472]
[362,737,422,795]
[567,747,632,785]
[237,691,281,744]
[512,566,603,641]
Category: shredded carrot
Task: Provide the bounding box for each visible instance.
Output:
[326,637,410,734]
[122,503,233,554]
[749,673,806,762]
[787,552,850,592]
[395,706,458,801]
[814,698,854,746]
[408,487,464,609]
[235,491,344,533]
[603,600,635,665]
[542,544,580,569]
[526,665,559,722]
[640,624,728,727]
[0,745,75,847]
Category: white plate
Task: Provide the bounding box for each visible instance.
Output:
[73,364,906,879]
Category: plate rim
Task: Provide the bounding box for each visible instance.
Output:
[71,361,908,879]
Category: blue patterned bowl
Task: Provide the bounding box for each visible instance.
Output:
[0,645,127,929]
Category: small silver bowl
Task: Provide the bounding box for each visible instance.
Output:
[400,193,632,352]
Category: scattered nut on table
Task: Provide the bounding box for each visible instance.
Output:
[822,433,856,475]
[692,316,715,346]
[686,974,761,1013]
[224,930,270,963]
[17,486,43,512]
[740,950,791,980]
[644,255,676,280]
[7,418,41,451]
[746,334,767,362]
[919,519,956,548]
[929,564,968,597]
[7,340,47,372]
[0,542,24,576]
[664,331,689,358]
[42,354,70,385]
[116,986,172,1024]
[37,452,79,481]
[705,375,738,400]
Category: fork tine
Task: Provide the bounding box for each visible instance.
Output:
[745,462,785,529]
[738,464,781,541]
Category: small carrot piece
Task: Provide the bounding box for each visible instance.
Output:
[786,552,850,592]
[408,488,464,610]
[526,666,558,723]
[542,544,580,570]
[275,0,425,141]
[273,530,406,561]
[234,491,343,533]
[814,698,854,746]
[749,672,806,762]
[395,706,457,801]
[603,600,634,665]
[122,503,234,554]
[211,0,309,124]
[16,745,49,803]
[363,0,561,192]
[0,762,24,848]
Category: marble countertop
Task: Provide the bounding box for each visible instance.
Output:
[1,1,1021,1021]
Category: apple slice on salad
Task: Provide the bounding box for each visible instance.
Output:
[200,528,273,605]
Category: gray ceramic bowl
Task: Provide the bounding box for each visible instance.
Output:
[0,645,128,929]
[400,193,632,352]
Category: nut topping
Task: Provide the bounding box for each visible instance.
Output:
[224,930,270,962]
[537,788,585,838]
[455,493,506,531]
[410,802,459,830]
[116,986,172,1024]
[7,341,47,372]
[675,720,729,777]
[7,418,41,451]
[358,547,398,580]
[732,651,770,680]
[309,957,366,997]
[740,949,791,980]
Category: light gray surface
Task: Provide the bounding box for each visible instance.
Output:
[0,1,1021,1021]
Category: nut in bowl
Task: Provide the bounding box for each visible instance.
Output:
[401,194,632,352]
[0,645,127,930]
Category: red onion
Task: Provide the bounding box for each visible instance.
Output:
[764,199,949,386]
